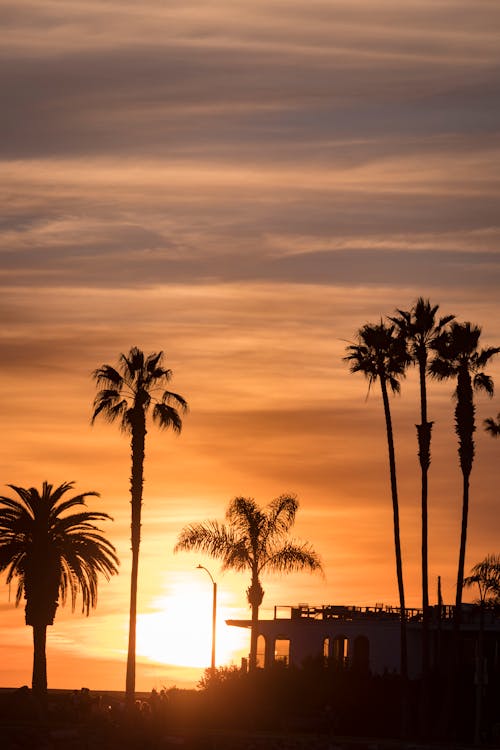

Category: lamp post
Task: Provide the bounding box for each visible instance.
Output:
[197,564,217,673]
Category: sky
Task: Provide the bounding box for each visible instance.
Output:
[1,0,500,692]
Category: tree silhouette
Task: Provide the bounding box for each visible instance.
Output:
[429,322,499,615]
[0,481,118,703]
[464,554,500,607]
[175,494,322,671]
[344,321,410,680]
[390,298,454,683]
[92,347,187,705]
[463,553,500,744]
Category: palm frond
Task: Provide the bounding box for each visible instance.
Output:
[152,403,183,433]
[484,413,500,436]
[262,541,323,576]
[473,372,494,396]
[476,346,500,369]
[264,494,298,540]
[92,365,123,389]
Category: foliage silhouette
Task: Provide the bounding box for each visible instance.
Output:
[175,494,322,670]
[464,554,500,606]
[0,481,118,703]
[390,297,454,692]
[429,322,499,615]
[463,554,500,744]
[344,321,410,680]
[92,346,187,705]
[484,412,500,436]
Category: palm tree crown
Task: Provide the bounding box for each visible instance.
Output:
[175,494,322,669]
[430,322,499,477]
[92,347,187,434]
[391,298,454,369]
[0,481,118,622]
[344,321,410,395]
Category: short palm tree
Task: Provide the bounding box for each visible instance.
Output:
[0,481,118,703]
[175,494,322,671]
[430,322,499,616]
[92,347,187,705]
[463,554,500,744]
[344,321,410,679]
[484,413,500,436]
[390,298,454,679]
[464,554,500,607]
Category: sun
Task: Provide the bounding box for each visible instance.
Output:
[136,580,249,669]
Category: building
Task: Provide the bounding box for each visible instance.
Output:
[227,602,500,680]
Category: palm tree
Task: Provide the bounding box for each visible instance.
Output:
[92,347,187,705]
[0,481,118,703]
[175,494,322,671]
[429,323,499,616]
[464,554,500,606]
[344,321,410,679]
[484,413,500,436]
[390,298,454,680]
[463,554,500,744]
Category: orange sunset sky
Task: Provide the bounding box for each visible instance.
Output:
[1,1,500,692]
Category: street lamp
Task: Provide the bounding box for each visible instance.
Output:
[197,564,217,673]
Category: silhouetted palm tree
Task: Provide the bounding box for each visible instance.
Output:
[463,554,500,744]
[344,321,410,679]
[464,554,500,607]
[484,413,500,436]
[0,481,118,703]
[430,322,499,615]
[92,347,187,704]
[175,494,322,671]
[390,298,454,680]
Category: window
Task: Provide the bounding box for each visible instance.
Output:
[323,637,330,663]
[256,635,266,668]
[332,635,349,669]
[274,637,290,666]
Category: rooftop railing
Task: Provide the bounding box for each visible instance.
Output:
[273,603,490,623]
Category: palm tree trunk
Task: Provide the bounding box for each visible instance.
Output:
[32,623,48,705]
[247,575,264,671]
[126,411,146,707]
[455,470,470,615]
[455,367,474,619]
[417,359,432,733]
[380,377,408,681]
[249,602,260,671]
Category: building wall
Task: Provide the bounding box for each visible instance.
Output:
[256,617,423,678]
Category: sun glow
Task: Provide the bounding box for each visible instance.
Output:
[136,581,249,669]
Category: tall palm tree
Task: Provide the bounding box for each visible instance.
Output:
[175,494,322,671]
[484,413,500,436]
[344,321,410,679]
[429,322,499,616]
[92,347,187,704]
[390,298,454,680]
[0,481,118,703]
